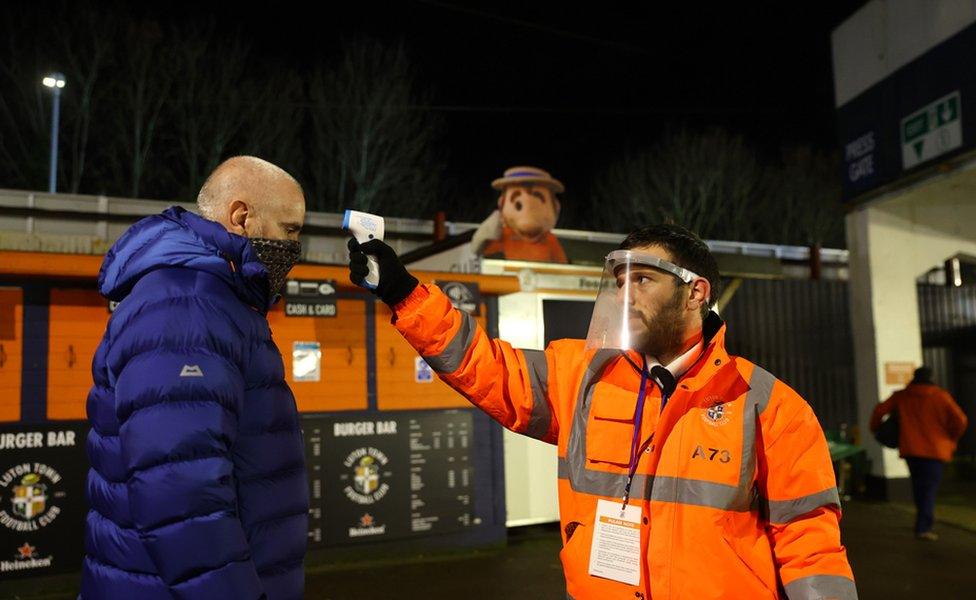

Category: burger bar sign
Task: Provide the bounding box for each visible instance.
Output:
[0,424,87,577]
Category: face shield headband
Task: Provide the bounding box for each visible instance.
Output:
[604,250,700,284]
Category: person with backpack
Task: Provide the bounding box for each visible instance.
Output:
[870,366,968,540]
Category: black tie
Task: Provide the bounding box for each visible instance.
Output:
[650,365,677,397]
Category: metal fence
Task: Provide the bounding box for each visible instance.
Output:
[722,278,857,432]
[917,283,976,340]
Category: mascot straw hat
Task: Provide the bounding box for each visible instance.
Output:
[491,166,565,194]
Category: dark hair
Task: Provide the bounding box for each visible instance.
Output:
[619,224,721,319]
[912,366,933,384]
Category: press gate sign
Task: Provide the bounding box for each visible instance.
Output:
[901,91,963,170]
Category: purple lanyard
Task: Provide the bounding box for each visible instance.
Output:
[622,356,662,510]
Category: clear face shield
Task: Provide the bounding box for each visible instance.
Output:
[584,250,702,352]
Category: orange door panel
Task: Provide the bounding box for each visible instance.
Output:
[267,299,368,412]
[375,303,487,410]
[0,288,23,422]
[47,288,109,420]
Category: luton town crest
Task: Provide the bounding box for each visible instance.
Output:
[354,455,379,494]
[341,447,391,505]
[702,400,731,427]
[0,463,64,532]
[12,474,46,519]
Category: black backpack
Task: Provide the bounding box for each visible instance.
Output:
[874,410,899,449]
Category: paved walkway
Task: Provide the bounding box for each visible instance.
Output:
[4,499,974,599]
[306,500,975,599]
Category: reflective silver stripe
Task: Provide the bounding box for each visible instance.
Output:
[560,460,759,511]
[766,487,841,524]
[650,476,753,511]
[750,365,776,415]
[565,350,622,495]
[423,312,477,374]
[558,456,569,479]
[563,354,778,509]
[522,350,552,440]
[558,457,652,500]
[784,574,858,600]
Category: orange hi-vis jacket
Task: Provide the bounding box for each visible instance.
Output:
[394,285,856,599]
[870,382,968,462]
[481,226,569,263]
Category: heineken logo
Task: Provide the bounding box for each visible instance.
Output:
[348,512,386,538]
[1,542,53,573]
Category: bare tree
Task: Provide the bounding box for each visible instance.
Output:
[167,22,254,200]
[0,9,52,190]
[307,38,444,215]
[105,19,174,198]
[56,7,114,194]
[768,147,845,247]
[592,129,768,240]
[236,70,305,179]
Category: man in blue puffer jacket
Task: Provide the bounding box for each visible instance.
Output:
[82,156,309,599]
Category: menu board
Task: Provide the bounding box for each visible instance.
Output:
[0,423,88,578]
[304,410,475,546]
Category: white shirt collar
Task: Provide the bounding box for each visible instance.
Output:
[646,336,705,381]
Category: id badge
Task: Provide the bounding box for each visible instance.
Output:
[587,499,642,586]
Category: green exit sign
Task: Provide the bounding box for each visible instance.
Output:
[901,91,963,170]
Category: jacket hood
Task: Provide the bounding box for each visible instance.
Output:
[98,206,272,311]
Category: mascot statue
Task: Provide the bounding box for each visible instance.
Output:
[471,166,568,264]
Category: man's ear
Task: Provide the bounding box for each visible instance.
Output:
[552,196,561,220]
[497,192,506,211]
[228,199,249,235]
[688,278,711,313]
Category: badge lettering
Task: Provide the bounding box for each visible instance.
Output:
[691,445,731,463]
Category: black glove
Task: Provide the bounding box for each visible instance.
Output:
[348,238,419,306]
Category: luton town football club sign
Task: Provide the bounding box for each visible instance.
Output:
[0,423,88,578]
[0,463,64,532]
[341,447,391,505]
[305,411,477,546]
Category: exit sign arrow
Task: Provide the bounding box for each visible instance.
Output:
[901,91,963,170]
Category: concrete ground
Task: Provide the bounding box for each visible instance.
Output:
[4,499,974,599]
[305,501,976,599]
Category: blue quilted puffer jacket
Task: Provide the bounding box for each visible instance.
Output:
[81,207,308,599]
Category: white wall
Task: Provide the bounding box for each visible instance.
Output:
[847,164,976,478]
[497,292,561,526]
[832,0,976,107]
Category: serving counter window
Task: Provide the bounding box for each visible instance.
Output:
[267,298,369,412]
[0,288,23,422]
[374,302,487,411]
[47,289,107,420]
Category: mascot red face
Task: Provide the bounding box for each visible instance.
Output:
[497,183,559,242]
[472,166,569,264]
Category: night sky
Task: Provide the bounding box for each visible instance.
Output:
[15,0,867,222]
[239,0,865,218]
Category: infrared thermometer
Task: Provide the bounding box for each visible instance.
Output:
[343,209,385,289]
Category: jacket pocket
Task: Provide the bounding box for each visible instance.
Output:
[558,520,591,579]
[586,383,639,466]
[720,513,777,598]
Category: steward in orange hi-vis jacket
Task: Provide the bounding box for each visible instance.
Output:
[348,224,856,600]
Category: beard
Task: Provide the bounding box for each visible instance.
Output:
[629,286,686,360]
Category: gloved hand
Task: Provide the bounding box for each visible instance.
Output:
[348,238,419,306]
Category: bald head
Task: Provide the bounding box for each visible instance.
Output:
[197,156,306,241]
